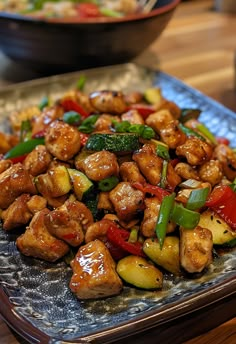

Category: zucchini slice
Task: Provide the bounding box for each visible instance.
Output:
[85,133,140,153]
[68,168,93,200]
[198,209,236,246]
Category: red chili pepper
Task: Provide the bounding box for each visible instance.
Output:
[132,182,170,202]
[104,239,128,261]
[79,132,89,146]
[32,129,46,139]
[170,158,180,168]
[60,99,89,118]
[216,137,230,145]
[206,184,236,230]
[126,104,156,119]
[9,154,28,164]
[106,223,145,257]
[76,3,100,18]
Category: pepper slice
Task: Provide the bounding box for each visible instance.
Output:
[186,187,210,210]
[126,104,156,119]
[170,202,200,229]
[132,182,170,201]
[206,184,236,230]
[106,223,145,257]
[60,98,89,118]
[4,138,45,159]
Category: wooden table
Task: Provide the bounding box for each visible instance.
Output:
[0,0,235,343]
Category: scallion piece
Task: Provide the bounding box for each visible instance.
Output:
[128,227,139,243]
[195,123,217,144]
[76,75,86,91]
[159,160,168,189]
[156,144,170,160]
[98,176,119,192]
[186,187,210,210]
[38,96,49,111]
[63,111,81,125]
[155,193,175,249]
[142,125,155,139]
[170,203,200,229]
[78,114,99,134]
[179,123,206,141]
[4,138,45,159]
[100,7,123,17]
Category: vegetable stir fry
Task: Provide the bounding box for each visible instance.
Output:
[0,0,141,20]
[0,79,236,300]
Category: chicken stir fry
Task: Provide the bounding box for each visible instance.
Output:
[0,81,236,300]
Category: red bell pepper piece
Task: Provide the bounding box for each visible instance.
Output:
[126,104,156,119]
[76,3,100,18]
[216,137,230,145]
[60,99,89,118]
[104,239,128,261]
[106,223,145,257]
[9,154,28,164]
[61,233,77,240]
[206,184,236,230]
[132,182,170,202]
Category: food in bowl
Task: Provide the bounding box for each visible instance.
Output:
[1,77,235,300]
[0,0,144,20]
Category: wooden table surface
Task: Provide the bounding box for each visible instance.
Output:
[0,0,236,343]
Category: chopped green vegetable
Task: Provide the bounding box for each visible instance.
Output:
[76,75,86,91]
[170,202,200,229]
[186,187,210,210]
[63,111,81,125]
[156,144,170,160]
[4,138,45,159]
[38,96,49,111]
[155,193,175,249]
[179,123,206,141]
[144,87,162,105]
[159,160,168,189]
[100,7,123,17]
[112,121,155,140]
[128,227,139,243]
[20,120,32,142]
[98,176,119,192]
[195,123,217,144]
[180,108,201,123]
[78,114,99,134]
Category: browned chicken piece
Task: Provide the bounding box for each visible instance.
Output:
[109,182,145,221]
[10,106,41,133]
[0,163,37,209]
[93,114,120,132]
[103,213,139,229]
[158,100,181,119]
[31,105,64,137]
[97,192,114,211]
[0,159,12,174]
[213,144,236,181]
[141,197,176,237]
[44,199,93,247]
[198,160,223,186]
[70,239,123,299]
[85,218,115,243]
[76,90,96,114]
[176,137,213,166]
[174,162,200,180]
[124,91,143,105]
[146,109,186,149]
[0,132,19,154]
[16,208,69,262]
[166,162,182,191]
[80,150,119,181]
[119,161,146,184]
[23,145,53,176]
[132,144,163,185]
[26,195,47,214]
[45,120,81,161]
[89,90,127,115]
[121,109,145,125]
[180,226,213,273]
[1,194,33,231]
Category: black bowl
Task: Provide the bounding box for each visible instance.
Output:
[0,0,180,74]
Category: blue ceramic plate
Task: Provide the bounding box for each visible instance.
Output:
[0,63,235,344]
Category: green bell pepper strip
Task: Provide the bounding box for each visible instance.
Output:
[195,123,217,145]
[179,123,206,141]
[170,202,200,229]
[4,138,45,159]
[186,187,210,210]
[98,176,119,192]
[155,192,175,249]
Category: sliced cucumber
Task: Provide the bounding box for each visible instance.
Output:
[85,133,140,153]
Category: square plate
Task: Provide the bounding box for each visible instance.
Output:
[0,63,235,344]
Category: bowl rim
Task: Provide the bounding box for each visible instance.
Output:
[0,0,181,25]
